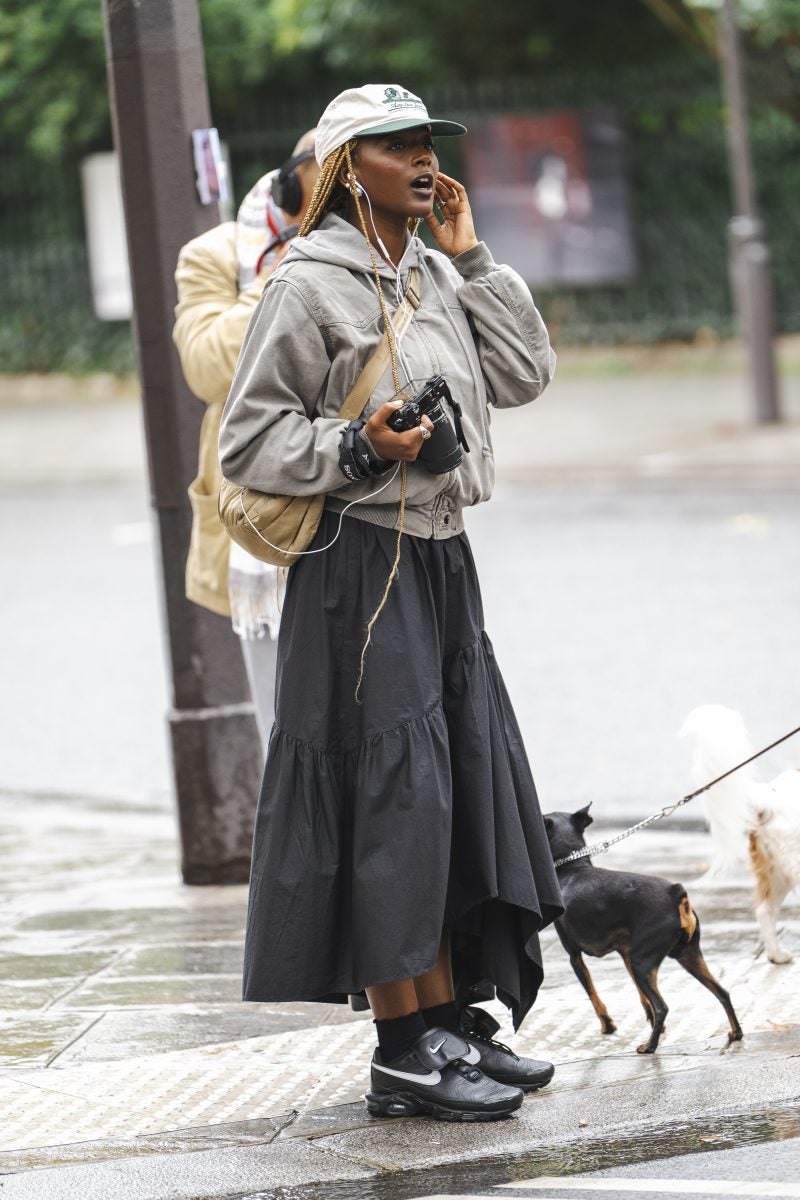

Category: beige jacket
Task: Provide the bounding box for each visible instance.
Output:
[173,222,268,616]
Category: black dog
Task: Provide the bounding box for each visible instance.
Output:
[544,805,743,1054]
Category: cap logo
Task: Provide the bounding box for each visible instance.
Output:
[382,86,425,112]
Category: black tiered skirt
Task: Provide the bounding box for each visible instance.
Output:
[242,511,562,1029]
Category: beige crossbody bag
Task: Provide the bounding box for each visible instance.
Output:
[218,268,420,567]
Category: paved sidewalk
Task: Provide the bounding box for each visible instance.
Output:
[1,790,797,1198]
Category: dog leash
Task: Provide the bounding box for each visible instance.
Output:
[553,721,800,868]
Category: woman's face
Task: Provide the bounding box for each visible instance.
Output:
[352,127,439,221]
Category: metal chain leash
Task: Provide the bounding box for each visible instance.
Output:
[553,721,800,868]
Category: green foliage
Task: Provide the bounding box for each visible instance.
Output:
[0,0,109,157]
[739,0,800,43]
[0,303,134,374]
[263,0,682,84]
[650,0,800,118]
[0,0,693,161]
[1,0,798,367]
[198,2,279,107]
[741,0,800,112]
[2,0,798,163]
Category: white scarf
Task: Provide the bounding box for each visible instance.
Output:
[227,171,288,640]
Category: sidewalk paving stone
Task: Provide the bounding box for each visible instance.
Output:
[0,790,797,1184]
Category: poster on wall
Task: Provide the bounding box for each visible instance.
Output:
[463,109,637,288]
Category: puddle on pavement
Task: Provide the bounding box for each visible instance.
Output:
[56,974,242,1008]
[15,909,174,932]
[0,951,114,981]
[0,1014,92,1065]
[109,944,244,976]
[15,908,245,941]
[231,1101,800,1200]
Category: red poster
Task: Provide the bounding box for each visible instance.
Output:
[463,111,636,287]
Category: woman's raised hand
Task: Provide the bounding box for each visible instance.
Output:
[365,402,434,462]
[425,172,479,258]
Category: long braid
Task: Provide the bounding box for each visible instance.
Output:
[343,143,403,396]
[302,143,418,701]
[338,143,414,701]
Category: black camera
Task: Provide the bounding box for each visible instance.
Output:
[387,375,470,474]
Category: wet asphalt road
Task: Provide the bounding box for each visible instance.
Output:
[469,480,800,822]
[3,479,798,820]
[233,1109,800,1200]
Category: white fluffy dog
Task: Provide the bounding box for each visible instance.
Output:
[680,704,800,964]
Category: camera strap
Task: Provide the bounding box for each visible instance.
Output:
[450,400,470,454]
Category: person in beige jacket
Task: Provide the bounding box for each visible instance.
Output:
[173,131,318,742]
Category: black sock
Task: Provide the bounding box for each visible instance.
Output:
[420,1000,460,1032]
[374,1011,427,1061]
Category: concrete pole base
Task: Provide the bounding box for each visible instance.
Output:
[170,705,263,885]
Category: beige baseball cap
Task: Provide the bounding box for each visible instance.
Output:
[314,84,467,167]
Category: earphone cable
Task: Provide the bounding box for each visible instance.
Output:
[358,183,417,388]
[237,464,401,560]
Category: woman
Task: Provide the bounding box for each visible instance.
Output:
[220,84,563,1122]
[173,131,318,745]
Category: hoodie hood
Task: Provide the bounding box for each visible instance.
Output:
[282,212,426,279]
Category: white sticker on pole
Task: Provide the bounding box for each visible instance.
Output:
[192,127,229,206]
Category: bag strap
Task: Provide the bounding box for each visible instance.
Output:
[337,267,421,422]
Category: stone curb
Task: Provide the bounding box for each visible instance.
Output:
[1,1030,797,1200]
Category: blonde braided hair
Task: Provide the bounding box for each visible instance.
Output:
[301,140,419,700]
[300,141,420,395]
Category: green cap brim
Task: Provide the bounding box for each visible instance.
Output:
[355,117,467,138]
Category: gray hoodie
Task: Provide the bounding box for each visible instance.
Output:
[219,213,555,540]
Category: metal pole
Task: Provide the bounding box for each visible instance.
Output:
[718,0,781,424]
[103,0,262,883]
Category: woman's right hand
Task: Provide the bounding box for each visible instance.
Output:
[365,401,434,462]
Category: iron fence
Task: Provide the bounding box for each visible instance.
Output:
[1,62,797,372]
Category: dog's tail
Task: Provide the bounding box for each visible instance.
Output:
[677,891,698,940]
[679,704,756,788]
[668,885,699,955]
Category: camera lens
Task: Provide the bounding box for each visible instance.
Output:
[386,377,463,474]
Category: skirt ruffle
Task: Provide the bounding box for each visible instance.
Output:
[242,512,562,1030]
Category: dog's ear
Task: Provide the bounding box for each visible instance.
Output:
[543,816,554,836]
[572,804,593,831]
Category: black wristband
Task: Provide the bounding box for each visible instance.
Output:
[338,419,392,482]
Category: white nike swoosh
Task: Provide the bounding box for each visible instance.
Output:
[375,1064,443,1086]
[463,1044,481,1065]
[429,1037,447,1053]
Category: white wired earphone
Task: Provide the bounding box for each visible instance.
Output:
[238,463,401,560]
[348,177,418,386]
[240,175,427,562]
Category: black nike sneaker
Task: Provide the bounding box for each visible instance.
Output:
[365,1026,523,1121]
[457,1005,555,1092]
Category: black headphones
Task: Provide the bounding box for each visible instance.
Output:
[271,147,316,216]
